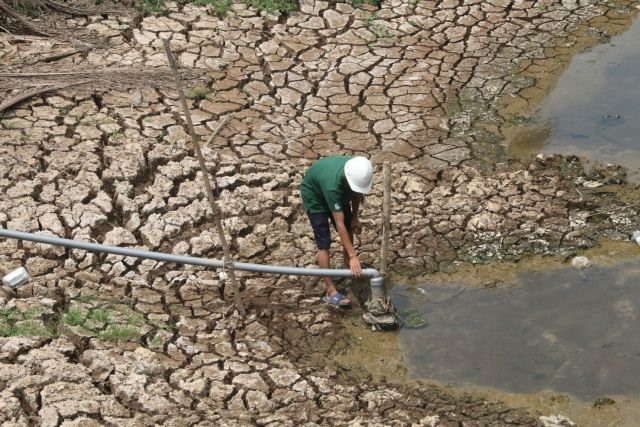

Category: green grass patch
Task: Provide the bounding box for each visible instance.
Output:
[1,120,19,130]
[1,321,52,337]
[365,12,393,44]
[87,308,109,323]
[136,0,166,13]
[366,11,379,25]
[126,312,145,326]
[352,0,379,7]
[108,130,122,142]
[11,320,53,337]
[0,307,23,323]
[371,24,392,41]
[0,323,11,336]
[1,297,169,342]
[73,294,98,304]
[0,308,53,337]
[191,0,231,16]
[155,129,169,144]
[61,301,143,341]
[1,306,46,322]
[186,87,210,101]
[149,333,163,347]
[138,0,297,16]
[63,307,85,327]
[14,0,41,17]
[98,325,139,342]
[58,105,73,115]
[243,0,297,14]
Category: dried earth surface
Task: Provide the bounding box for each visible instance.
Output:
[1,0,640,425]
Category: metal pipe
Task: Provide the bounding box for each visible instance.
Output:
[0,228,380,279]
[0,228,224,268]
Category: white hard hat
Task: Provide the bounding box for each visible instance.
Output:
[344,156,373,193]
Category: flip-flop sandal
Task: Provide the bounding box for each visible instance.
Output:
[322,292,352,308]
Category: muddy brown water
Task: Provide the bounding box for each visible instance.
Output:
[508,15,640,182]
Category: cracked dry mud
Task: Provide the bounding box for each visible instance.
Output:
[2,0,640,425]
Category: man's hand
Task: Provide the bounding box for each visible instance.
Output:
[350,217,362,235]
[349,254,363,277]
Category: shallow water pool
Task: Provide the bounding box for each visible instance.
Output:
[508,16,640,181]
[394,259,640,399]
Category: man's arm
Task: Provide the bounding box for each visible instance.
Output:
[332,210,363,277]
[350,193,363,235]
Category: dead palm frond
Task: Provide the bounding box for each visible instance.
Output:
[0,67,202,114]
[0,83,77,113]
[0,1,52,36]
[0,0,120,36]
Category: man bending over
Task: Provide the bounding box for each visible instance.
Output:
[300,156,374,308]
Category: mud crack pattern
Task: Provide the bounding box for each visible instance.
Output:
[1,0,640,425]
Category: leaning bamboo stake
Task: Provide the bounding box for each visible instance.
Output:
[163,39,245,315]
[380,162,391,276]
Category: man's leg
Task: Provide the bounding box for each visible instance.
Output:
[317,249,339,297]
[327,208,354,268]
[308,212,350,303]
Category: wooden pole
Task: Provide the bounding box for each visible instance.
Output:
[163,39,245,315]
[380,162,391,276]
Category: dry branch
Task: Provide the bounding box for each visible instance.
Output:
[173,40,223,54]
[40,0,98,16]
[0,83,78,114]
[204,115,232,146]
[0,68,199,89]
[0,66,202,113]
[28,49,81,64]
[0,0,125,42]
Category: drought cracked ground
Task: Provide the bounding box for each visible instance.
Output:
[1,0,640,425]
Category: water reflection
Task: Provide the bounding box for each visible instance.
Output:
[394,260,640,398]
[508,17,640,181]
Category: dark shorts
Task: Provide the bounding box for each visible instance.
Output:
[307,210,352,250]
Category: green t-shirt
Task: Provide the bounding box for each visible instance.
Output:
[300,156,354,213]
